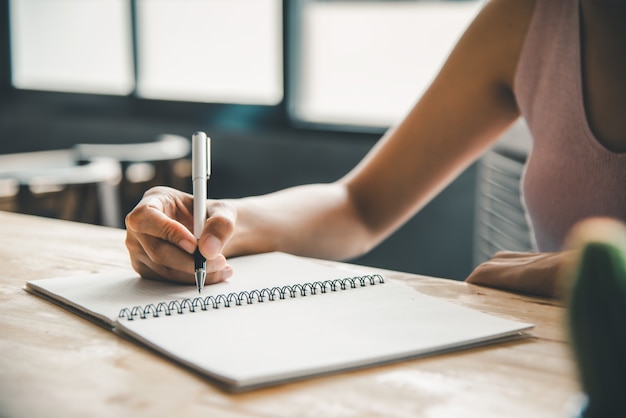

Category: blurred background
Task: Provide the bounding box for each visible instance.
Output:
[0,0,534,280]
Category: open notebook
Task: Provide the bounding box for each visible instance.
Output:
[26,252,533,391]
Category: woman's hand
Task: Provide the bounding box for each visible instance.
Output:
[466,219,626,297]
[125,186,236,284]
[465,250,577,297]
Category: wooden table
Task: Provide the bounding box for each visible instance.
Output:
[0,211,579,417]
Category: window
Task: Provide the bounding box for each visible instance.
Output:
[9,0,283,105]
[289,0,483,129]
[136,0,283,105]
[10,0,134,95]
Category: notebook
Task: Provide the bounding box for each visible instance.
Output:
[25,252,533,392]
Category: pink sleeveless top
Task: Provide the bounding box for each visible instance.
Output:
[515,0,626,251]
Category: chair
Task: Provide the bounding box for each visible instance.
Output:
[74,134,191,224]
[0,178,18,212]
[0,149,122,227]
[473,119,535,266]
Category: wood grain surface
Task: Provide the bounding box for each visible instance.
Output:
[0,211,580,418]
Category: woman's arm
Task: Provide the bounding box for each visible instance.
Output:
[225,0,536,259]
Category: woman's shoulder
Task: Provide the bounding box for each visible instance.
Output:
[465,0,537,90]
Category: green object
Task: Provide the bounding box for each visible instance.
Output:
[568,240,626,418]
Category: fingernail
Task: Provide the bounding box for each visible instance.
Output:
[203,236,222,258]
[179,239,196,254]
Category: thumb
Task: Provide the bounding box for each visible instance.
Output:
[199,200,237,259]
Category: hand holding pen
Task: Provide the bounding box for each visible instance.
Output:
[124,183,235,284]
[124,132,236,285]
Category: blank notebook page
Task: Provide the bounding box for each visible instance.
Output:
[27,252,533,391]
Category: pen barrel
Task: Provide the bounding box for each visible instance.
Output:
[192,132,209,239]
[192,177,207,239]
[192,131,210,179]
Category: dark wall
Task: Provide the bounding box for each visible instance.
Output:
[205,127,477,281]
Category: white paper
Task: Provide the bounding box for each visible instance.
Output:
[27,252,534,390]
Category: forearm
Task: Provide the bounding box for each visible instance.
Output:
[220,0,531,262]
[223,182,379,261]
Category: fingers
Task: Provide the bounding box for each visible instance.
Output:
[128,240,232,285]
[466,251,563,297]
[126,228,193,278]
[126,187,196,252]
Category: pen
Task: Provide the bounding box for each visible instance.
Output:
[192,131,210,293]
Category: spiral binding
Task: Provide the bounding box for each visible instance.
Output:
[118,274,384,321]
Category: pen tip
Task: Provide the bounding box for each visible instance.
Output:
[195,269,206,294]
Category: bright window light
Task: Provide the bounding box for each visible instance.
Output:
[292,0,483,128]
[136,0,283,105]
[9,0,134,95]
